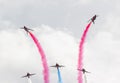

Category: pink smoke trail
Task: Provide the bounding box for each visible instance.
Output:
[29,32,49,83]
[78,22,92,83]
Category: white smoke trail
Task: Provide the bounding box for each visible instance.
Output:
[83,74,87,83]
[27,78,32,83]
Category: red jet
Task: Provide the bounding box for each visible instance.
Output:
[89,15,98,24]
[21,26,33,33]
[78,68,90,74]
[50,63,64,69]
[22,72,35,78]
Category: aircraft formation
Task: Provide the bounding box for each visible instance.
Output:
[22,63,64,78]
[21,15,97,83]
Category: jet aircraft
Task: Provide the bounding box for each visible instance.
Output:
[50,63,64,69]
[22,72,35,78]
[78,68,90,74]
[21,26,33,33]
[89,15,98,24]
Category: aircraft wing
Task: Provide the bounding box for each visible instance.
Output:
[21,75,28,78]
[87,18,91,22]
[28,28,34,31]
[85,71,91,73]
[59,65,64,67]
[30,73,36,76]
[50,65,56,67]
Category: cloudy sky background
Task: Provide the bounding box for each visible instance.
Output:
[0,0,120,83]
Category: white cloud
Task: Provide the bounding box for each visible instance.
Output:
[84,30,120,83]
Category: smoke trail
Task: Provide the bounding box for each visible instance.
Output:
[84,74,87,83]
[27,78,32,83]
[57,68,63,83]
[29,32,49,83]
[77,22,92,83]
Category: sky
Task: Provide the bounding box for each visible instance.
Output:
[0,0,120,83]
